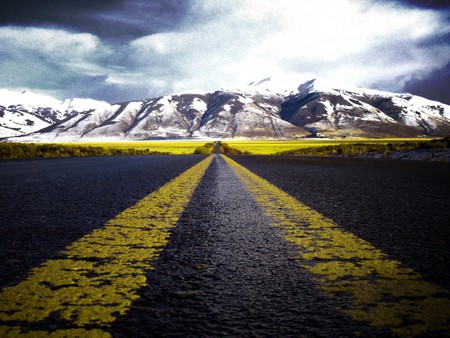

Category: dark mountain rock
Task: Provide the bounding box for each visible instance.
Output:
[3,80,450,140]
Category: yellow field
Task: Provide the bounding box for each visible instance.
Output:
[1,138,437,159]
[224,138,432,155]
[64,140,208,154]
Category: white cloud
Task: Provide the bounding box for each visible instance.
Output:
[0,27,115,98]
[124,0,448,96]
[0,0,448,101]
[0,27,110,72]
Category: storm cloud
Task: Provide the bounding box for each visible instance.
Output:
[0,0,449,104]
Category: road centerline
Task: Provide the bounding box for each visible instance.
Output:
[223,155,450,337]
[0,155,213,337]
[110,153,374,337]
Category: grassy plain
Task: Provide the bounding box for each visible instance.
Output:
[2,138,448,159]
[224,138,435,155]
[66,141,209,155]
[0,140,208,159]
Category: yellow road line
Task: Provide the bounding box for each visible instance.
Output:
[0,155,213,337]
[223,155,450,337]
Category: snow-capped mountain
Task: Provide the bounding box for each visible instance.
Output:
[2,79,450,140]
[0,89,111,138]
[281,80,450,137]
[27,91,307,141]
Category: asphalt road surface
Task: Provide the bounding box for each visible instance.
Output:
[0,154,449,337]
[231,155,450,291]
[0,155,206,288]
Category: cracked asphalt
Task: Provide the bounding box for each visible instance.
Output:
[0,155,205,288]
[0,154,449,337]
[111,155,384,337]
[231,155,450,291]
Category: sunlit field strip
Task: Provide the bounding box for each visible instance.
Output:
[0,155,213,337]
[64,140,209,154]
[223,155,450,337]
[225,138,432,155]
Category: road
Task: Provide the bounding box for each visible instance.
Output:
[0,154,449,337]
[0,155,206,288]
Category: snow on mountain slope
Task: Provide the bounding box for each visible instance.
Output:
[0,90,58,137]
[31,91,308,140]
[0,89,112,138]
[33,104,122,141]
[280,80,450,137]
[58,98,111,113]
[3,80,450,140]
[82,102,146,139]
[326,87,450,136]
[374,94,450,135]
[196,90,306,138]
[0,89,61,109]
[0,109,51,137]
[126,94,208,139]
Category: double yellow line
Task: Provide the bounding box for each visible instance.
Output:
[223,155,450,337]
[0,156,213,337]
[1,154,449,337]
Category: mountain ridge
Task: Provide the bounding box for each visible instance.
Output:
[2,80,450,140]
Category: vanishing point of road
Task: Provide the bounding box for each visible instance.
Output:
[0,152,449,337]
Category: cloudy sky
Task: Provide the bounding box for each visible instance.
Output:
[0,0,449,103]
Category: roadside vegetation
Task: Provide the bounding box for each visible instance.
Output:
[225,137,449,157]
[193,142,250,154]
[194,142,215,154]
[0,141,206,159]
[275,137,450,157]
[1,138,448,159]
[223,139,339,155]
[219,142,250,154]
[0,142,170,159]
[98,141,206,154]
